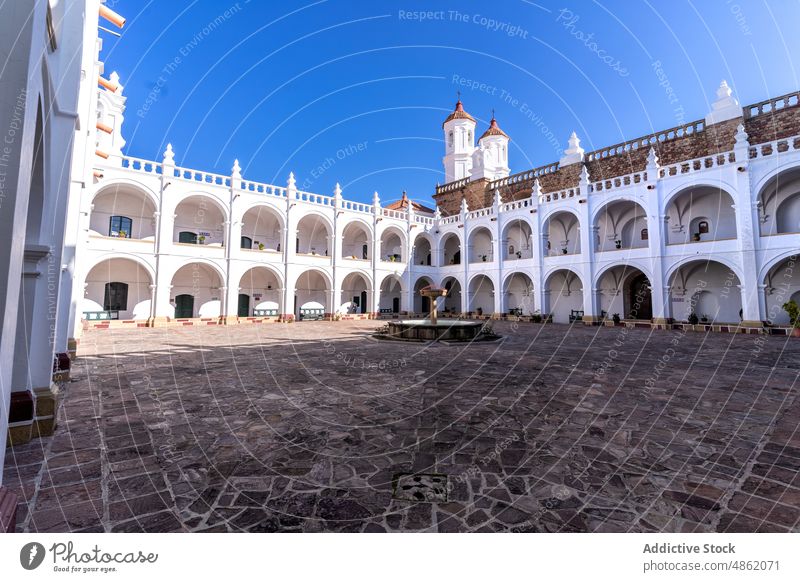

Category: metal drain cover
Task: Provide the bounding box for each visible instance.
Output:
[392,473,448,502]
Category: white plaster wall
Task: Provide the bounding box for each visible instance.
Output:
[90,191,156,239]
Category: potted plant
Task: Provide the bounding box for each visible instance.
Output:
[258,242,265,251]
[612,313,621,325]
[562,248,568,255]
[782,300,800,336]
[688,312,699,325]
[476,307,483,317]
[198,234,206,245]
[481,255,487,262]
[614,239,622,249]
[700,314,709,323]
[531,310,543,323]
[118,230,127,239]
[516,251,522,259]
[692,233,701,242]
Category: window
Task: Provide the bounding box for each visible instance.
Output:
[109,216,132,238]
[241,236,253,249]
[698,221,709,234]
[362,244,368,260]
[448,131,453,147]
[179,231,197,244]
[104,282,128,311]
[641,228,648,240]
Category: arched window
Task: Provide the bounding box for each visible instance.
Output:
[109,215,132,238]
[241,236,252,249]
[641,228,648,240]
[104,282,128,311]
[698,221,709,234]
[448,131,453,147]
[362,244,368,260]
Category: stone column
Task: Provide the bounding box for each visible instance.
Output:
[530,179,545,316]
[646,149,670,326]
[732,125,763,326]
[577,166,598,323]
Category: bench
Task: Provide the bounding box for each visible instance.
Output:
[569,310,584,322]
[83,310,119,321]
[253,309,278,317]
[300,308,325,321]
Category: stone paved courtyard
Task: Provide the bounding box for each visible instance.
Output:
[4,321,800,532]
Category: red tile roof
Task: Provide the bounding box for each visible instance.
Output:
[443,100,476,127]
[385,191,436,214]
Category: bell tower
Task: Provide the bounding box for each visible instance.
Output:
[442,96,476,183]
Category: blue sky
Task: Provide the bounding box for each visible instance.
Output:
[101,0,800,206]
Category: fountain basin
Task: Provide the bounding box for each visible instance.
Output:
[384,319,484,342]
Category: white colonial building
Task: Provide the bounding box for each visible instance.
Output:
[75,81,800,336]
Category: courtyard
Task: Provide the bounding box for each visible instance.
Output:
[4,321,799,533]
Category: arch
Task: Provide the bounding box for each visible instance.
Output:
[241,203,286,251]
[170,190,229,219]
[662,179,738,210]
[543,209,581,255]
[86,252,157,283]
[90,183,158,240]
[240,200,286,228]
[468,274,495,314]
[502,219,533,260]
[341,220,372,260]
[412,276,435,314]
[441,231,462,265]
[756,165,800,235]
[92,179,160,210]
[664,184,737,244]
[544,268,584,324]
[593,198,649,251]
[173,194,228,246]
[593,260,653,288]
[595,264,653,320]
[761,253,800,325]
[379,225,406,263]
[294,268,332,319]
[467,225,493,263]
[296,213,333,256]
[665,255,743,287]
[667,258,742,324]
[238,265,283,317]
[82,257,154,321]
[340,271,372,314]
[169,261,225,319]
[379,274,403,314]
[412,232,434,266]
[340,216,374,237]
[502,271,534,315]
[440,275,462,314]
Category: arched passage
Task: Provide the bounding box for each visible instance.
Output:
[666,186,737,244]
[380,227,405,263]
[502,219,533,260]
[239,266,282,317]
[174,195,227,246]
[468,226,493,263]
[170,262,224,318]
[762,254,800,325]
[296,214,332,256]
[595,265,652,320]
[340,271,372,314]
[441,276,462,314]
[441,232,461,265]
[413,276,434,314]
[295,269,330,320]
[594,199,648,252]
[82,258,153,321]
[544,211,580,255]
[241,204,283,251]
[342,221,372,261]
[668,259,742,323]
[90,183,158,240]
[503,272,534,315]
[412,234,433,266]
[468,274,494,314]
[545,269,583,323]
[379,275,403,314]
[758,166,800,235]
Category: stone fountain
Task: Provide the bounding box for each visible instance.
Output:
[380,285,485,342]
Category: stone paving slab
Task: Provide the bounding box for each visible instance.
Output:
[3,321,799,532]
